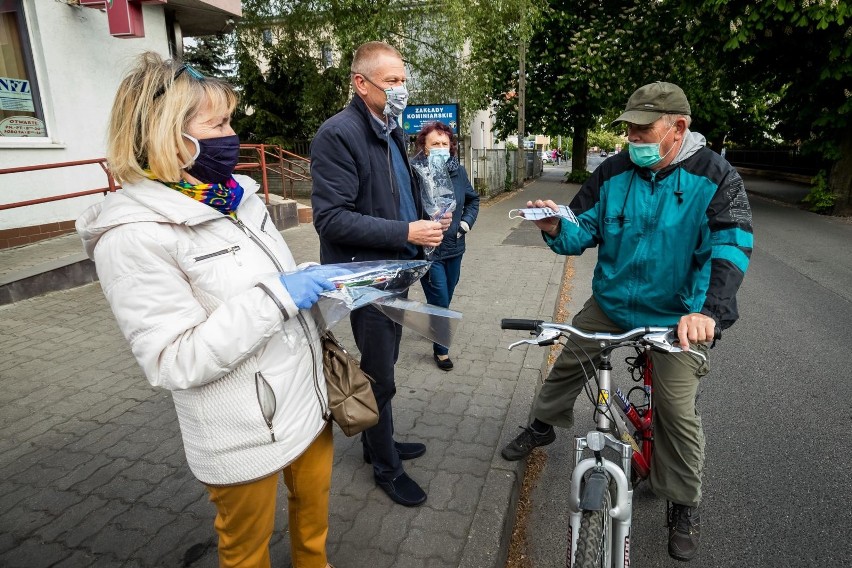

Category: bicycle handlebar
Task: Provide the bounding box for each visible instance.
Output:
[501,318,721,354]
[500,318,544,331]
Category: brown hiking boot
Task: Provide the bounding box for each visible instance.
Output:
[667,502,700,561]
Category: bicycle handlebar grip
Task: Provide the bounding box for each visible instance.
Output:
[714,328,722,340]
[501,318,543,330]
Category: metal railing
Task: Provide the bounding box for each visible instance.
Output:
[236,144,311,200]
[1,145,311,216]
[469,149,542,198]
[726,148,826,177]
[0,158,120,211]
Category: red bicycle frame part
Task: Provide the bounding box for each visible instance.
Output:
[615,356,654,479]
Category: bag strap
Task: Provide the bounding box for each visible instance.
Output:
[322,330,345,351]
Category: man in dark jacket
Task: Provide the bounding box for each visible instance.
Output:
[501,82,753,561]
[310,41,446,507]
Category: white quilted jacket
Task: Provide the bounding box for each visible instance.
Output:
[76,175,328,485]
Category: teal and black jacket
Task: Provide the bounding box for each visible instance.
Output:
[546,132,752,330]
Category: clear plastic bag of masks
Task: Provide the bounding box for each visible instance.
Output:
[292,260,461,349]
[411,151,456,258]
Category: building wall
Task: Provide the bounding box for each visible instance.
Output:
[468,109,495,151]
[0,1,169,234]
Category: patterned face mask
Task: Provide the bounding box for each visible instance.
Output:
[383,84,409,117]
[508,205,579,226]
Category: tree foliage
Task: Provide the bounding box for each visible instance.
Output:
[470,0,850,213]
[467,0,780,171]
[229,0,488,146]
[679,0,852,213]
[471,1,693,173]
[231,42,348,145]
[182,34,234,79]
[186,0,852,214]
[587,129,623,152]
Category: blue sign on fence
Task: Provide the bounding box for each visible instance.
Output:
[402,104,459,135]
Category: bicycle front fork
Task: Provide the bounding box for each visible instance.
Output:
[567,434,634,567]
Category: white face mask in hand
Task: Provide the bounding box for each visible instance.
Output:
[508,205,579,226]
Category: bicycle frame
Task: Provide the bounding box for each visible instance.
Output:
[566,344,652,567]
[615,352,654,480]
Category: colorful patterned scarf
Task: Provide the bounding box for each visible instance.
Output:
[156,175,245,217]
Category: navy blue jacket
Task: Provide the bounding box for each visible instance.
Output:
[410,155,480,261]
[310,96,423,264]
[546,134,752,330]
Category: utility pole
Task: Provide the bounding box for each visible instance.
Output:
[516,31,526,188]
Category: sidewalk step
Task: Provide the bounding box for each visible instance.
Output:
[0,233,95,305]
[0,199,302,305]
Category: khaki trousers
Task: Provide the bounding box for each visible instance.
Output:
[205,423,334,568]
[532,297,709,507]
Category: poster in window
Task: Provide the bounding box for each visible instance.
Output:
[0,77,35,112]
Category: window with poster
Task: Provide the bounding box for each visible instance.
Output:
[0,0,47,138]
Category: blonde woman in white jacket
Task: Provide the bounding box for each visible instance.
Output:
[76,52,341,568]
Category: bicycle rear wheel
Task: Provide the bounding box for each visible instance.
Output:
[573,481,614,567]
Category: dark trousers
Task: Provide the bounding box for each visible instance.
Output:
[351,303,404,481]
[419,255,463,356]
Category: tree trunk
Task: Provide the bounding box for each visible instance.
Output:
[572,127,588,174]
[830,129,852,216]
[709,135,725,154]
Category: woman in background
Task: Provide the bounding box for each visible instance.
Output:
[412,121,480,371]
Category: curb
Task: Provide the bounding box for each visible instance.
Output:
[459,249,569,567]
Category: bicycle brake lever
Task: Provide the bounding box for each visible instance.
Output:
[644,330,679,353]
[645,330,708,363]
[507,328,562,350]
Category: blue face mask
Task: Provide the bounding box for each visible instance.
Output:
[628,124,675,168]
[428,148,451,169]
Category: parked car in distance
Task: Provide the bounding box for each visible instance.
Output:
[600,150,608,157]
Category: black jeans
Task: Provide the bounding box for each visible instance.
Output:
[350,303,404,481]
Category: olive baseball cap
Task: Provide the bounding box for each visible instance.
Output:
[613,82,691,125]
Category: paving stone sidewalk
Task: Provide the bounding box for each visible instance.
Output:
[0,167,578,568]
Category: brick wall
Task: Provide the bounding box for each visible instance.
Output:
[0,221,76,250]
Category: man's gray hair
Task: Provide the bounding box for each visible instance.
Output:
[663,114,692,128]
[350,41,403,77]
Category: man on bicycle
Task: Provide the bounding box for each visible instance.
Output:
[501,82,753,562]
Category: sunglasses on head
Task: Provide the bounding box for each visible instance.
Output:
[153,63,205,100]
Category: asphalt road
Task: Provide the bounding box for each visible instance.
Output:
[525,192,852,566]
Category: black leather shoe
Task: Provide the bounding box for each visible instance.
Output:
[375,472,427,507]
[363,441,426,464]
[668,502,700,561]
[433,352,453,371]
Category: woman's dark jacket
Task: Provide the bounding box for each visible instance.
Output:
[411,155,480,261]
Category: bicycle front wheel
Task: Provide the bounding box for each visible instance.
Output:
[573,483,614,568]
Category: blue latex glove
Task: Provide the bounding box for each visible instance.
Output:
[279,266,352,309]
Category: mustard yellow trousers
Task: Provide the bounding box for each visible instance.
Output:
[205,423,334,568]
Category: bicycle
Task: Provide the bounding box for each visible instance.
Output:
[501,318,716,568]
